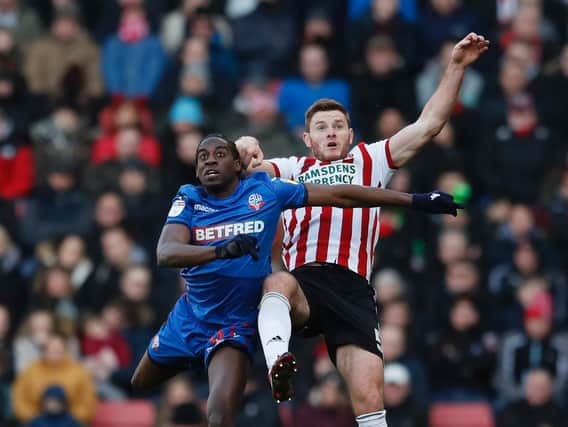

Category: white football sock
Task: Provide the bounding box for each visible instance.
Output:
[258,291,291,370]
[356,410,387,427]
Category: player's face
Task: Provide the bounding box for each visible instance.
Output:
[304,110,354,161]
[196,139,241,191]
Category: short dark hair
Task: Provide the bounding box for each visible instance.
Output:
[305,99,351,130]
[196,133,240,161]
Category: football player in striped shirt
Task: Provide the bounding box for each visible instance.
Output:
[237,33,489,427]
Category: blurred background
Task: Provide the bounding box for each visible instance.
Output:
[0,0,568,426]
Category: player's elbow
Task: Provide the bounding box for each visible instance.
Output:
[156,245,174,267]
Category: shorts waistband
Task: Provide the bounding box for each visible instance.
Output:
[297,263,370,285]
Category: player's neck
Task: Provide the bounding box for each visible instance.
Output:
[204,178,240,199]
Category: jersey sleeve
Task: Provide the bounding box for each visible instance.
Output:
[269,177,307,209]
[268,156,300,179]
[363,139,398,187]
[165,188,193,228]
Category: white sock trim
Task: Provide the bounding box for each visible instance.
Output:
[356,410,387,427]
[259,291,291,311]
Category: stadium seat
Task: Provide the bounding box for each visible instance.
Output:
[429,402,495,427]
[93,400,156,427]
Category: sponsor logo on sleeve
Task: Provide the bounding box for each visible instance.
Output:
[168,197,186,217]
[151,334,160,350]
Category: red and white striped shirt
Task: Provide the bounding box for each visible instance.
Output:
[270,140,397,281]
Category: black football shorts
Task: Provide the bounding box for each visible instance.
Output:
[290,263,383,364]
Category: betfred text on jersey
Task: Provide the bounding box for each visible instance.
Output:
[193,221,265,242]
[296,163,357,185]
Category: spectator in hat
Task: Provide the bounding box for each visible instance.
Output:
[381,324,429,405]
[169,96,204,134]
[383,363,427,427]
[25,384,82,427]
[23,3,103,105]
[495,290,568,405]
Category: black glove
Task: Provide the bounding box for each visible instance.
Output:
[215,235,259,261]
[411,191,464,216]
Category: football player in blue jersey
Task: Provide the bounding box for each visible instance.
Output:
[130,134,462,427]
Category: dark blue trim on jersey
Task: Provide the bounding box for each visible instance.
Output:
[301,183,308,206]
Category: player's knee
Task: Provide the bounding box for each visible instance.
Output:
[263,271,297,297]
[130,369,152,390]
[130,372,144,390]
[352,389,384,415]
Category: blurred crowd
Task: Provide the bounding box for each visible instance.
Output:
[1,0,568,426]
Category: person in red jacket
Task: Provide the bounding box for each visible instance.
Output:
[91,100,161,167]
[0,111,34,200]
[81,312,132,399]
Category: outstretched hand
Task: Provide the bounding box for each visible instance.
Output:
[215,235,260,261]
[412,191,464,216]
[451,33,490,67]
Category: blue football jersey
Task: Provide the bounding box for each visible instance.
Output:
[164,172,306,322]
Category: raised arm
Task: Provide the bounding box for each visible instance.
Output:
[305,184,463,216]
[235,136,276,176]
[157,224,259,267]
[388,33,489,167]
